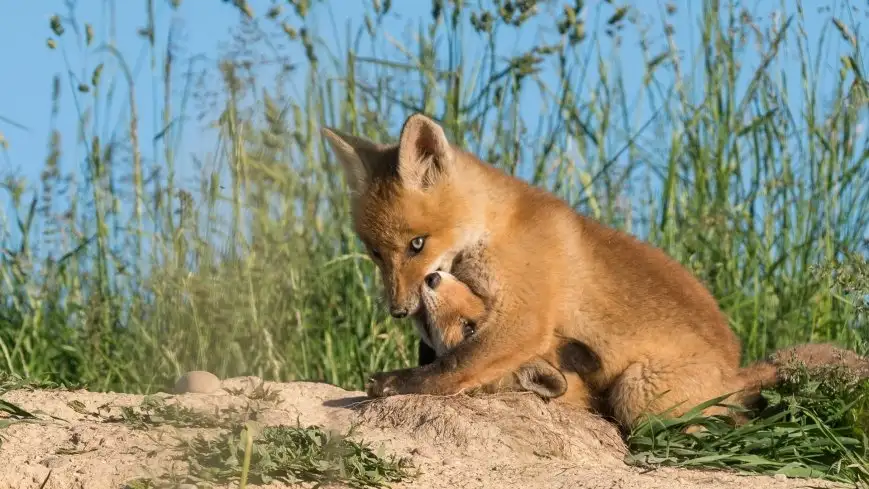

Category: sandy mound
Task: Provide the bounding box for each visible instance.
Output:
[0,377,848,489]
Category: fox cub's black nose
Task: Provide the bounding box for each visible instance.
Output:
[390,308,408,319]
[424,272,441,289]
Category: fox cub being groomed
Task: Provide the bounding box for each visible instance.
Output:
[417,270,601,410]
[321,113,867,430]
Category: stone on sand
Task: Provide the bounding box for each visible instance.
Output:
[173,370,221,394]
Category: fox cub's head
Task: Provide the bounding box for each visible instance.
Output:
[321,114,482,319]
[417,271,486,356]
[419,270,569,400]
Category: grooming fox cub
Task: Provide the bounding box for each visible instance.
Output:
[322,113,747,429]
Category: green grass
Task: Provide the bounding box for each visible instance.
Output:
[0,371,62,444]
[124,422,415,489]
[0,397,37,440]
[1,0,869,483]
[627,354,869,484]
[74,394,228,430]
[628,255,869,484]
[0,371,83,393]
[0,372,47,451]
[180,423,414,488]
[116,398,415,488]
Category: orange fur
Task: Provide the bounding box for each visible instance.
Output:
[322,113,745,429]
[418,271,598,409]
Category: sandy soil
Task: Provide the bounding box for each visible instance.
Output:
[0,376,851,489]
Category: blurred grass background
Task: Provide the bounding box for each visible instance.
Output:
[0,0,867,395]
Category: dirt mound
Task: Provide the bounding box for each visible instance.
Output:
[0,377,846,489]
[354,391,625,462]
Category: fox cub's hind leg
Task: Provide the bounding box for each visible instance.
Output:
[607,357,740,431]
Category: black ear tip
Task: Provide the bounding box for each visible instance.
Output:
[424,272,441,289]
[558,341,601,374]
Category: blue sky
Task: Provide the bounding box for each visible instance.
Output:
[0,1,864,254]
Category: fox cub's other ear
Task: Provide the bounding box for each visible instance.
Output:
[515,359,568,399]
[321,127,382,196]
[397,113,455,190]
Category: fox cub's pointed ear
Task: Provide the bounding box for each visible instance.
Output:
[321,127,380,196]
[515,359,568,400]
[397,113,454,190]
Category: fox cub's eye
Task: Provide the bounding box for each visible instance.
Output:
[409,236,426,254]
[461,320,476,339]
[369,248,382,261]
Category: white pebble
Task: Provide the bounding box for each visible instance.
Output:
[174,370,221,394]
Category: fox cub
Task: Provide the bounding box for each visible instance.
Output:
[418,270,600,409]
[321,113,867,430]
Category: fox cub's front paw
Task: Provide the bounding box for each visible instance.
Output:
[365,371,402,398]
[365,367,428,397]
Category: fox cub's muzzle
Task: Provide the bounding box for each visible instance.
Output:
[387,274,422,319]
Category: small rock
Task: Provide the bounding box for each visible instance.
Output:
[39,456,63,469]
[774,473,787,481]
[174,370,221,394]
